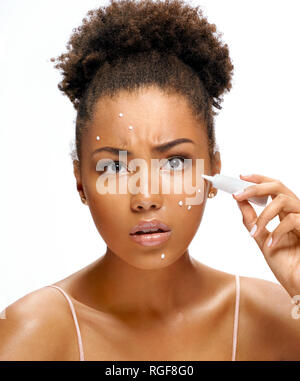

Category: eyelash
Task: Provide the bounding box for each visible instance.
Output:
[161,155,192,171]
[99,155,192,174]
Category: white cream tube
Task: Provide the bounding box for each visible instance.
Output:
[202,174,269,207]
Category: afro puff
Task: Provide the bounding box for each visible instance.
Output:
[51,0,234,163]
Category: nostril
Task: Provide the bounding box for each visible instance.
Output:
[134,202,160,211]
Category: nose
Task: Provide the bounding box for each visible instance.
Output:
[131,195,162,212]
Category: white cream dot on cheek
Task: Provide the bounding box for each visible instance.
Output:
[187,205,192,210]
[178,200,183,206]
[128,125,133,130]
[161,253,165,259]
[119,113,123,117]
[96,136,100,141]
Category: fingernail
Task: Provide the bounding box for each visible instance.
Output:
[267,237,273,247]
[250,224,257,237]
[241,174,252,177]
[234,189,245,196]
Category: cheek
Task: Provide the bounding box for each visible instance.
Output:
[167,196,204,244]
[88,194,129,239]
[162,162,205,197]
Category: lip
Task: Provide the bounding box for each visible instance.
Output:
[129,219,171,235]
[129,219,172,247]
[129,231,172,247]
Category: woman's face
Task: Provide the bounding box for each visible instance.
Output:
[74,86,221,270]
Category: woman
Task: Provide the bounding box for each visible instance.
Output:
[1,0,300,361]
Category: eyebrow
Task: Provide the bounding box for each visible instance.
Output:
[91,138,195,157]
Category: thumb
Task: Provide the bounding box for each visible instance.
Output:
[235,199,269,250]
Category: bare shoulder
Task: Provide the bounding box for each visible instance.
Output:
[238,275,300,360]
[0,286,80,361]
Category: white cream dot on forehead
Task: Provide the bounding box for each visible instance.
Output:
[161,253,165,259]
[119,113,123,117]
[178,200,183,206]
[187,205,192,210]
[96,136,100,140]
[128,126,133,130]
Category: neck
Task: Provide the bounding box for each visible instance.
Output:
[81,248,207,319]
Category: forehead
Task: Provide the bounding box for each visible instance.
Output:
[86,86,206,147]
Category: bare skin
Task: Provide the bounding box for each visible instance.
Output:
[1,86,300,361]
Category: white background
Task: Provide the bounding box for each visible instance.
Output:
[1,0,299,311]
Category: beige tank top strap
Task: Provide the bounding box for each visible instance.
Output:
[47,285,85,361]
[232,274,240,361]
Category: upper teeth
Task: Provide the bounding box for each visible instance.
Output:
[140,228,161,233]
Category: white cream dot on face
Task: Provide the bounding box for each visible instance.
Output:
[178,200,183,206]
[128,125,133,130]
[119,113,123,117]
[96,136,100,141]
[187,205,192,210]
[161,253,165,259]
[198,189,201,192]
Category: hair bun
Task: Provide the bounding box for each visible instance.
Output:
[52,0,233,110]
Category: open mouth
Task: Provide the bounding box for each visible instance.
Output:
[131,228,167,235]
[129,219,172,247]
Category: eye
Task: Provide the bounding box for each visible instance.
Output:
[103,161,128,174]
[161,156,190,171]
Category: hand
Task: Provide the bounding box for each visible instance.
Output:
[232,174,300,297]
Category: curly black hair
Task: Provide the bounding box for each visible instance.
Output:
[51,0,234,165]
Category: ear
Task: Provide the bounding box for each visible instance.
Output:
[73,160,87,205]
[210,151,222,194]
[212,151,221,175]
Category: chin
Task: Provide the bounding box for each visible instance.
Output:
[115,249,182,270]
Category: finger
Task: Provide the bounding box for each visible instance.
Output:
[235,198,269,248]
[234,197,270,250]
[240,173,280,184]
[233,181,281,201]
[235,199,257,229]
[240,174,299,200]
[268,213,300,248]
[251,194,300,238]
